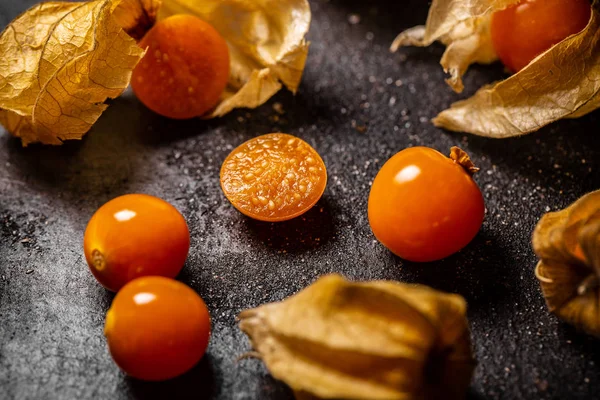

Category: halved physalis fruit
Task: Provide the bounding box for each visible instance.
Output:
[220,133,327,222]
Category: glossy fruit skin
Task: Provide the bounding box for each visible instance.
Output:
[368,147,485,262]
[491,0,591,72]
[84,194,190,292]
[220,133,327,222]
[131,15,230,119]
[104,276,211,381]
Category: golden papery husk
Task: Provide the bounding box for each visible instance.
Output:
[0,0,310,145]
[0,0,159,146]
[392,0,600,138]
[533,190,600,337]
[238,274,475,400]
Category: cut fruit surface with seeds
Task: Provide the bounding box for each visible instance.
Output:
[220,133,327,222]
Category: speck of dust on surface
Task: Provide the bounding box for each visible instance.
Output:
[0,0,599,399]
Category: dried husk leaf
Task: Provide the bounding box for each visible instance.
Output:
[568,91,600,119]
[403,0,519,44]
[159,0,310,118]
[111,0,162,41]
[393,0,600,138]
[391,0,517,93]
[0,0,159,146]
[533,190,600,337]
[238,274,475,400]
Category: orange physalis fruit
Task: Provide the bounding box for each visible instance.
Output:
[131,14,230,119]
[220,133,327,222]
[105,276,211,381]
[84,194,190,292]
[491,0,591,73]
[368,147,484,262]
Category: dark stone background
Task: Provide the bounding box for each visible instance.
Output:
[1,0,599,399]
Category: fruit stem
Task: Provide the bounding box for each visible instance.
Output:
[450,147,480,175]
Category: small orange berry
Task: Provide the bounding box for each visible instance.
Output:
[83,194,189,291]
[105,276,211,381]
[491,0,591,72]
[131,15,230,119]
[368,147,484,262]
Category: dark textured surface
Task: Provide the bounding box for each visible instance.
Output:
[1,0,599,399]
